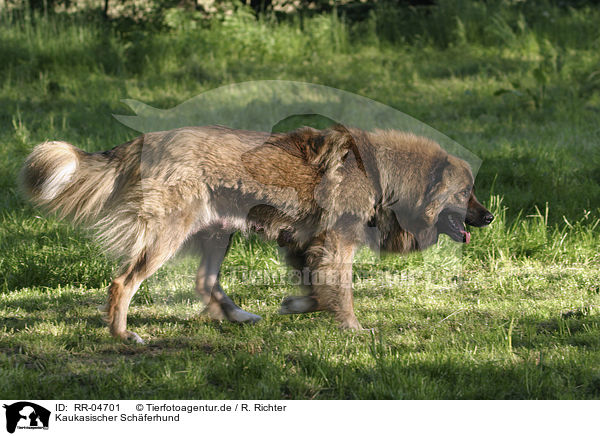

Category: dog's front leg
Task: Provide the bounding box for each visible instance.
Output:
[304,232,361,330]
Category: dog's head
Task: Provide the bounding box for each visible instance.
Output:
[369,131,493,251]
[423,154,494,246]
[435,187,494,244]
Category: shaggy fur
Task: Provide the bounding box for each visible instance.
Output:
[20,125,493,342]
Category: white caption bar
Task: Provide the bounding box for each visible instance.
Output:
[0,400,596,435]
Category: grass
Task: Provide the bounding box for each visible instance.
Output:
[1,1,600,399]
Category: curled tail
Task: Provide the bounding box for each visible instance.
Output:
[20,138,157,260]
[20,140,118,224]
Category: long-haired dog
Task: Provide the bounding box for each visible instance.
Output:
[20,125,493,342]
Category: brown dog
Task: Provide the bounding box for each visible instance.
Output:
[20,125,493,342]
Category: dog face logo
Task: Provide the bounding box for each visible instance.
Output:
[3,402,50,434]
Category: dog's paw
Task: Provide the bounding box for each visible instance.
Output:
[228,309,262,324]
[339,318,363,330]
[127,331,145,344]
[200,302,227,321]
[279,296,319,314]
[114,330,145,344]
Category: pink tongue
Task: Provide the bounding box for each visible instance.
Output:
[461,230,471,244]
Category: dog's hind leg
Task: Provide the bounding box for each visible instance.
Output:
[104,225,191,343]
[104,257,148,344]
[104,250,166,344]
[193,233,261,324]
[104,246,174,343]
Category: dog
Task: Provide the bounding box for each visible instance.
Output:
[20,125,493,342]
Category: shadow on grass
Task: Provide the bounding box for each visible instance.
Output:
[4,325,600,399]
[2,293,600,399]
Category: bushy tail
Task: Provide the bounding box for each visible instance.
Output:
[20,141,118,224]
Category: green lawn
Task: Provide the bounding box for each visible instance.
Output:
[1,2,600,399]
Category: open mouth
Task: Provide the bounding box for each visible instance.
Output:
[437,209,470,244]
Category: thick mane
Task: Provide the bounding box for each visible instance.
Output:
[265,125,366,174]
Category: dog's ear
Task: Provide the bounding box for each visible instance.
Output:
[267,125,365,174]
[421,156,451,225]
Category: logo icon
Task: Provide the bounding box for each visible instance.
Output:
[3,402,50,434]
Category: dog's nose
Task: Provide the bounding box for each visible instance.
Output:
[483,212,494,224]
